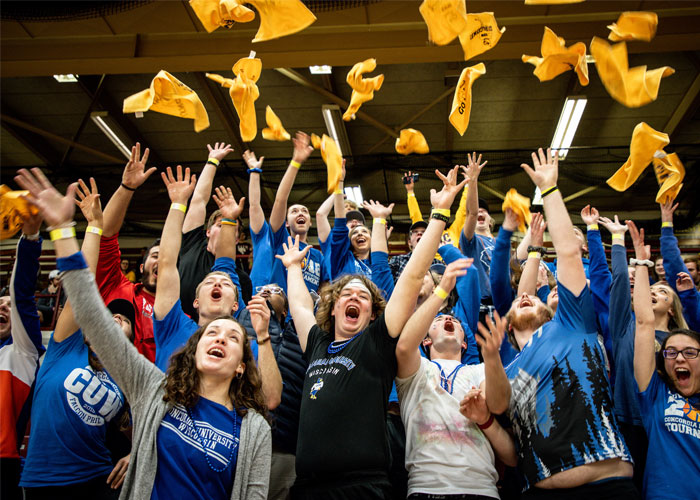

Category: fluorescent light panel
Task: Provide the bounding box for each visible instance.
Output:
[321,104,351,156]
[53,74,78,83]
[90,112,131,159]
[344,186,364,206]
[550,96,587,160]
[309,65,332,74]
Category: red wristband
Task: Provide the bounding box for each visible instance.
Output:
[477,414,494,430]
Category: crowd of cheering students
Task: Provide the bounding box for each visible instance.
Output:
[0,137,698,500]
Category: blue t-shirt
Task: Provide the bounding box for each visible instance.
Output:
[459,232,494,301]
[152,398,243,500]
[504,283,631,490]
[270,226,324,294]
[154,299,258,372]
[329,218,371,280]
[250,221,274,291]
[21,331,124,486]
[638,372,700,500]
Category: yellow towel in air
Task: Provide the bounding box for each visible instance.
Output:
[607,122,669,192]
[395,129,430,155]
[522,27,589,85]
[502,188,532,233]
[311,134,343,194]
[0,185,39,240]
[449,62,486,136]
[188,0,254,33]
[124,70,210,132]
[458,12,506,61]
[419,0,468,46]
[262,106,290,141]
[343,59,384,121]
[653,153,684,204]
[590,37,674,108]
[246,0,316,43]
[608,11,658,42]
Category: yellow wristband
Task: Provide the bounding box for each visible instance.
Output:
[662,221,673,228]
[612,234,624,240]
[221,220,238,226]
[432,208,451,218]
[373,218,386,225]
[85,226,103,236]
[528,251,542,259]
[334,189,343,195]
[434,286,449,300]
[587,224,599,231]
[207,157,220,166]
[170,203,187,214]
[290,160,301,169]
[50,227,76,241]
[407,192,416,198]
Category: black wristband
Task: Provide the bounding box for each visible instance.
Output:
[120,183,136,192]
[431,213,449,224]
[527,245,546,254]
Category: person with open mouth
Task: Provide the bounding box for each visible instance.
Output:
[629,219,700,500]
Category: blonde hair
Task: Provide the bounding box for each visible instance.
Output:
[652,283,688,330]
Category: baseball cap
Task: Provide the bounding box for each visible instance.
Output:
[48,270,59,280]
[346,210,366,225]
[409,220,428,232]
[107,298,136,329]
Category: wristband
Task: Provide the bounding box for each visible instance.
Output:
[432,208,451,218]
[630,258,654,267]
[612,234,624,241]
[22,232,40,241]
[120,182,136,192]
[407,192,416,198]
[170,203,187,214]
[587,224,599,231]
[527,245,546,254]
[373,218,386,225]
[528,251,542,259]
[247,167,262,174]
[290,160,301,169]
[662,221,673,228]
[431,212,449,224]
[46,221,76,232]
[207,157,220,167]
[85,226,103,236]
[477,414,494,430]
[50,227,76,241]
[221,218,238,226]
[333,189,343,195]
[541,185,558,198]
[257,335,271,345]
[434,286,449,300]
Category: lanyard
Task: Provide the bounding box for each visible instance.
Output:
[430,360,465,395]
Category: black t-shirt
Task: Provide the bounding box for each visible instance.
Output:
[295,314,398,481]
[178,226,252,320]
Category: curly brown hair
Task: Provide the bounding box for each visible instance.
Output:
[315,274,386,333]
[162,316,268,419]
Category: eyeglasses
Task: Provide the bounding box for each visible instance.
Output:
[662,347,700,360]
[256,285,284,295]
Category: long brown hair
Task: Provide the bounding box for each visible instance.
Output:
[315,274,386,333]
[162,316,268,418]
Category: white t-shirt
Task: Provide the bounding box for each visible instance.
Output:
[396,357,499,498]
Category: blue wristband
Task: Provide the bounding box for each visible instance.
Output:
[57,252,88,272]
[247,168,263,174]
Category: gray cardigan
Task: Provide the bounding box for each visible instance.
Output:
[63,265,271,499]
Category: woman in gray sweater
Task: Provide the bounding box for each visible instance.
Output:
[16,167,271,500]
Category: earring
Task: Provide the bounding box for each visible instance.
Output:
[236,372,243,379]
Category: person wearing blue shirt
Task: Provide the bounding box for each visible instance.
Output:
[498,148,635,499]
[628,219,700,500]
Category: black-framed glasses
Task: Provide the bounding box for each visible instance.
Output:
[662,347,700,360]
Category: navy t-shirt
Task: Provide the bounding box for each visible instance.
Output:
[504,283,631,490]
[21,331,124,486]
[152,397,243,500]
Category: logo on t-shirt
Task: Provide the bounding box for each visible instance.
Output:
[142,297,153,318]
[63,366,123,426]
[309,377,324,399]
[664,392,700,436]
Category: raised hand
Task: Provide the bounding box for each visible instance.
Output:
[207,142,234,163]
[247,294,271,337]
[676,272,695,292]
[275,235,311,269]
[521,147,558,190]
[463,152,487,183]
[362,200,394,220]
[21,210,43,236]
[161,165,196,205]
[14,168,76,228]
[438,258,473,294]
[430,165,468,210]
[660,198,678,223]
[75,178,102,225]
[537,263,549,290]
[600,215,628,235]
[502,208,518,232]
[476,310,506,361]
[242,149,264,171]
[459,387,491,426]
[122,143,156,190]
[402,171,416,192]
[580,205,600,226]
[292,131,313,164]
[530,212,547,246]
[212,186,245,221]
[626,220,650,261]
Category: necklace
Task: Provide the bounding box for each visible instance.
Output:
[327,329,365,354]
[186,403,238,473]
[430,360,465,395]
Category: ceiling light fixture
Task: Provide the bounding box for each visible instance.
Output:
[321,104,352,156]
[550,96,587,160]
[309,65,332,74]
[344,186,364,206]
[53,74,78,83]
[90,111,131,159]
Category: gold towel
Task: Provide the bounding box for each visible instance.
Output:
[449,62,485,136]
[188,0,254,33]
[522,27,589,85]
[419,0,468,46]
[607,122,669,192]
[502,188,532,233]
[653,153,684,204]
[458,12,506,61]
[0,185,39,240]
[608,11,658,42]
[343,58,384,121]
[246,0,316,43]
[262,106,291,141]
[395,129,430,155]
[311,134,343,194]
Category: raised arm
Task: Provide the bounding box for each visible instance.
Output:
[521,148,585,295]
[462,153,487,241]
[247,294,282,410]
[477,311,511,415]
[213,186,246,314]
[517,212,546,297]
[387,166,467,337]
[275,236,314,351]
[183,142,233,233]
[103,143,156,237]
[490,208,516,310]
[601,215,633,346]
[269,132,313,232]
[659,198,691,291]
[243,150,266,234]
[582,205,612,307]
[153,166,196,321]
[676,272,700,331]
[364,200,395,297]
[403,171,424,224]
[628,221,655,392]
[315,194,334,244]
[395,259,470,378]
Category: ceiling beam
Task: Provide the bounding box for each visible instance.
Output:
[664,71,700,139]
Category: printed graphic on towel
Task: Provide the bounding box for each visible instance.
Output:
[63,366,123,426]
[664,392,700,437]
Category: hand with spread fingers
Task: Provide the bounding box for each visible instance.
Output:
[626,220,650,261]
[580,204,600,226]
[362,200,394,220]
[161,165,196,205]
[520,147,559,190]
[430,165,469,210]
[292,131,313,164]
[476,311,506,361]
[463,152,487,184]
[75,177,102,226]
[438,258,473,296]
[660,198,678,224]
[122,143,156,190]
[14,168,77,228]
[213,186,245,221]
[530,212,546,247]
[276,235,311,269]
[243,149,264,171]
[207,142,234,163]
[600,215,628,236]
